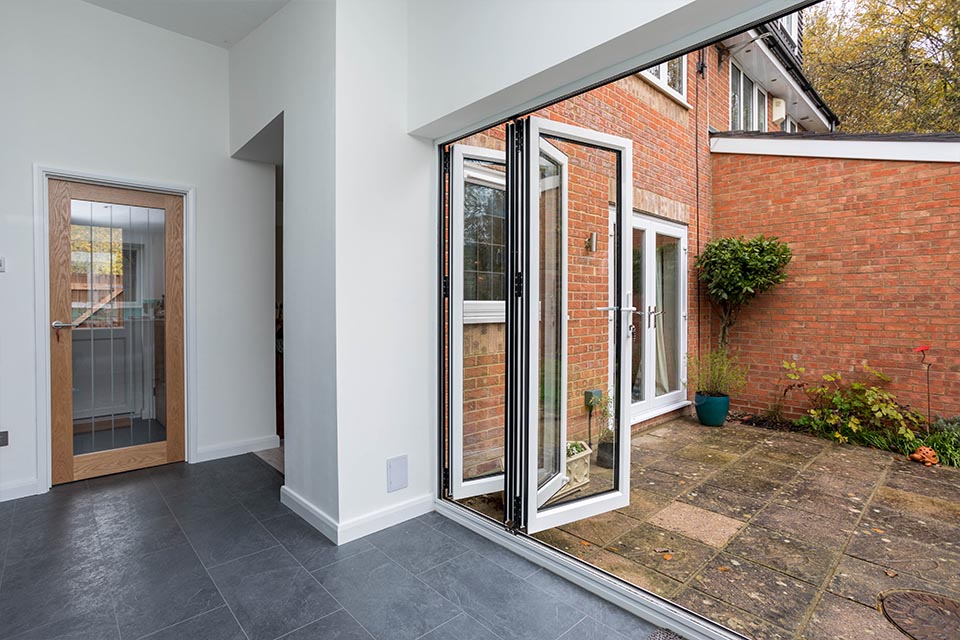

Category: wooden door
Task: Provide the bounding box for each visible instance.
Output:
[49,179,184,484]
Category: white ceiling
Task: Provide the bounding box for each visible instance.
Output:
[82,0,289,48]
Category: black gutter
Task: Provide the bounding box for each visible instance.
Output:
[755,22,840,130]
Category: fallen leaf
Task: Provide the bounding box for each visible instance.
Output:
[872,528,886,534]
[662,553,673,560]
[579,540,591,546]
[608,546,620,552]
[717,566,731,572]
[884,569,898,578]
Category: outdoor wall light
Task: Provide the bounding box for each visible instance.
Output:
[585,232,598,252]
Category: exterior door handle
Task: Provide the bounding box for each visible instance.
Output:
[596,306,638,312]
[52,320,79,329]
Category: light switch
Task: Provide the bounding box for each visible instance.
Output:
[386,455,408,493]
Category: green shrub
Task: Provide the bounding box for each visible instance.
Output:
[695,236,792,349]
[924,417,960,467]
[797,366,924,446]
[687,349,748,397]
[566,441,588,457]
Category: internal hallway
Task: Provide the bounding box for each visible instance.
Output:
[0,455,677,640]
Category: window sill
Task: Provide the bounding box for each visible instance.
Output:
[631,399,691,425]
[636,73,692,110]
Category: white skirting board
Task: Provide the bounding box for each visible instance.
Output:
[193,435,280,463]
[0,478,44,502]
[280,485,434,545]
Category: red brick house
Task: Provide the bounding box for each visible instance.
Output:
[447,12,959,493]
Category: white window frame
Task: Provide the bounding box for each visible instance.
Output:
[642,55,687,101]
[779,12,799,47]
[781,115,799,133]
[449,144,508,499]
[730,61,768,131]
[630,214,689,425]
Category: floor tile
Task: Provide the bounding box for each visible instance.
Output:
[415,511,450,529]
[315,548,460,640]
[435,519,540,579]
[209,545,339,640]
[96,511,186,560]
[725,524,839,585]
[150,462,228,497]
[0,545,112,640]
[139,606,245,640]
[526,568,659,640]
[557,616,631,640]
[4,501,100,564]
[366,518,468,574]
[604,523,716,581]
[421,552,585,640]
[11,481,90,516]
[418,613,500,640]
[280,609,374,640]
[646,502,743,548]
[799,593,905,640]
[688,554,818,633]
[111,542,223,640]
[672,588,792,640]
[263,513,373,571]
[237,485,291,522]
[3,607,119,640]
[179,503,277,567]
[165,485,238,521]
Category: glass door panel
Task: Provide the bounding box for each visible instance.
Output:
[449,144,508,502]
[70,200,167,455]
[630,216,688,422]
[525,117,632,534]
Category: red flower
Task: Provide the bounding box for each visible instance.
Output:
[914,345,930,352]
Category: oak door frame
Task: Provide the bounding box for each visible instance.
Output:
[32,165,198,492]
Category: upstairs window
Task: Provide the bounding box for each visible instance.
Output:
[643,56,686,100]
[730,62,768,131]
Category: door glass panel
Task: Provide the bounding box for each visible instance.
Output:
[631,228,645,403]
[654,234,680,396]
[70,200,166,454]
[538,151,563,492]
[537,133,621,510]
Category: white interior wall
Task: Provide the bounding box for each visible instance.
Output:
[228,0,340,527]
[0,0,276,499]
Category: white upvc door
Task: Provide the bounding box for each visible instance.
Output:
[449,144,507,500]
[524,116,633,534]
[630,215,688,424]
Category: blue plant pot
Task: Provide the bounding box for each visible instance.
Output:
[694,392,730,427]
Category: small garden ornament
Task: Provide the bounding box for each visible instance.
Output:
[908,445,939,466]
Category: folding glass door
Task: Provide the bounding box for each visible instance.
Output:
[446,116,634,535]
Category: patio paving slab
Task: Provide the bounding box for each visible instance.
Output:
[689,554,819,634]
[614,488,673,521]
[845,528,960,590]
[799,593,905,640]
[558,510,641,547]
[701,469,784,502]
[774,480,866,524]
[646,502,744,548]
[672,588,793,640]
[677,484,766,521]
[725,524,839,586]
[532,528,600,561]
[672,444,740,467]
[586,549,683,599]
[630,468,697,499]
[827,554,960,608]
[750,503,856,548]
[605,523,716,582]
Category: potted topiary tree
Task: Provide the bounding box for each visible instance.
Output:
[687,349,748,426]
[695,235,792,350]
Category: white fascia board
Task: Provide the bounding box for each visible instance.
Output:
[710,136,960,163]
[751,30,832,132]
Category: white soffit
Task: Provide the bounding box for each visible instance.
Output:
[81,0,289,47]
[710,137,960,163]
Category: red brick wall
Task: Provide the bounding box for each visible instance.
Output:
[712,154,960,419]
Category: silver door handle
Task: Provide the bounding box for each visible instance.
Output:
[596,306,638,312]
[52,320,79,329]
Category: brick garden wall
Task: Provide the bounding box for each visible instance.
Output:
[711,153,960,419]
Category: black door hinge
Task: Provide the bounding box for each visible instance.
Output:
[511,496,523,531]
[442,151,450,173]
[442,468,450,491]
[514,271,523,297]
[442,275,449,299]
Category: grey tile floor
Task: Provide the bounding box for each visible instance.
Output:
[0,454,673,640]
